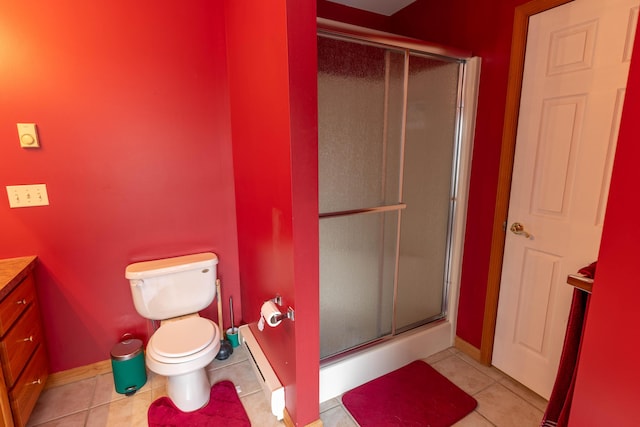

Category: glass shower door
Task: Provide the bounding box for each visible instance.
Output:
[318,36,405,359]
[318,34,463,360]
[395,54,462,332]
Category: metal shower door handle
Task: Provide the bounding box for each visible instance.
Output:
[510,222,531,238]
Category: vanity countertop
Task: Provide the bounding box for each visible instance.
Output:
[0,256,37,300]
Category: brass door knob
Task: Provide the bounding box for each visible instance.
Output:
[510,222,531,238]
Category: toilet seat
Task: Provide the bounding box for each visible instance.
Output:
[152,317,216,358]
[147,318,220,369]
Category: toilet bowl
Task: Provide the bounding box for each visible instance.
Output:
[146,316,221,411]
[125,252,221,412]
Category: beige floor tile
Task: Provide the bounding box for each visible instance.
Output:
[150,383,168,401]
[499,376,548,412]
[28,411,87,427]
[475,383,543,427]
[321,405,359,427]
[208,343,249,369]
[320,397,341,412]
[27,377,97,426]
[456,352,506,382]
[145,370,166,391]
[423,348,457,365]
[86,389,152,427]
[91,373,121,407]
[431,354,496,395]
[207,359,262,397]
[240,391,284,427]
[27,346,548,427]
[453,411,495,426]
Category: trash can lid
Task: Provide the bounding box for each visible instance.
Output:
[111,338,144,361]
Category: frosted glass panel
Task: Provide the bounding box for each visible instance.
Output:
[318,34,463,359]
[318,36,404,213]
[319,212,397,359]
[396,54,461,330]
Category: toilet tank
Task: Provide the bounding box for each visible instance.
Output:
[125,252,218,320]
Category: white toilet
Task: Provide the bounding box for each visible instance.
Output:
[125,252,221,412]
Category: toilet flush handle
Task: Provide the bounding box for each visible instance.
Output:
[130,279,144,287]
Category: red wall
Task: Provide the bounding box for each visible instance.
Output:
[0,2,241,372]
[568,22,640,427]
[225,0,319,424]
[317,0,391,30]
[286,0,322,423]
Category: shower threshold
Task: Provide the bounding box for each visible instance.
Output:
[319,319,453,402]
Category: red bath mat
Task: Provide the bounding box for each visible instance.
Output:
[148,380,251,427]
[342,360,477,427]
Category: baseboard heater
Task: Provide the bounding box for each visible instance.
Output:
[239,324,285,420]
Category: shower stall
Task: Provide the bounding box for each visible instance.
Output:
[317,20,480,400]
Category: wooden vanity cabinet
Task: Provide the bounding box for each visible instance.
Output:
[0,257,48,427]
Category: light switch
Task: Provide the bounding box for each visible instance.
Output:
[6,184,49,208]
[17,123,40,148]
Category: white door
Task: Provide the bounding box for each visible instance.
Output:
[492,0,639,399]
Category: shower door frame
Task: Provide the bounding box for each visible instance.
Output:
[317,18,479,362]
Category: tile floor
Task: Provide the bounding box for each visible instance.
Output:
[27,346,547,426]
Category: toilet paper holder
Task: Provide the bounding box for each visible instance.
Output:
[270,295,283,306]
[269,295,295,323]
[272,306,295,323]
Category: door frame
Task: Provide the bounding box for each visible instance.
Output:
[480,0,574,364]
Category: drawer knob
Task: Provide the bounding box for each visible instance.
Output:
[16,299,27,305]
[23,336,34,342]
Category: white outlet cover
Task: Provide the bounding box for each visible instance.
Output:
[6,184,49,208]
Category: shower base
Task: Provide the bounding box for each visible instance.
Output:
[319,320,453,402]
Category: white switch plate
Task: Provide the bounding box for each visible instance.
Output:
[17,123,40,148]
[6,184,49,208]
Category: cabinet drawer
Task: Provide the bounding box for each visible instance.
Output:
[0,275,36,336]
[0,305,42,388]
[10,344,47,427]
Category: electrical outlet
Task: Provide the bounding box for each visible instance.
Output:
[6,184,49,208]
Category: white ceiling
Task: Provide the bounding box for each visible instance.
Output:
[326,0,417,16]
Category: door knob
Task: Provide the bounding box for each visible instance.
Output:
[510,222,531,238]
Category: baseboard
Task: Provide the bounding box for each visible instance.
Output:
[454,336,485,364]
[240,325,285,420]
[45,359,112,390]
[284,408,294,427]
[284,408,323,427]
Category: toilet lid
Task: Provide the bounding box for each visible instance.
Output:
[153,317,216,358]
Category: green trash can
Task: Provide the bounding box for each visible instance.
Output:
[110,337,147,396]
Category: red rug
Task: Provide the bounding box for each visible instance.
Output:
[342,360,477,427]
[148,380,251,427]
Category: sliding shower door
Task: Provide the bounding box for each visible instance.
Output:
[395,54,461,332]
[318,33,464,360]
